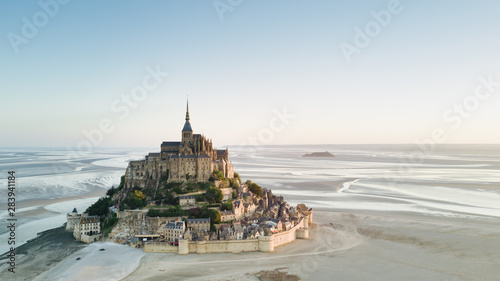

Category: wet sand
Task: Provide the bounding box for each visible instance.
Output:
[2,210,499,280]
[0,226,86,281]
[121,210,500,280]
[3,145,499,280]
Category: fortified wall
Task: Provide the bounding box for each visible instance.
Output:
[144,211,312,254]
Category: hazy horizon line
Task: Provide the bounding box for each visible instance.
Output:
[2,143,500,149]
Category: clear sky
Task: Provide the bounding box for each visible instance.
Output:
[1,0,500,148]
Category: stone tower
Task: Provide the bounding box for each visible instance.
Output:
[66,207,81,230]
[182,100,193,143]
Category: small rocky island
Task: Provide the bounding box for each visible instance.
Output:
[302,151,334,158]
[75,101,313,255]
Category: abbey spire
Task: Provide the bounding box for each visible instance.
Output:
[182,99,193,142]
[185,99,190,122]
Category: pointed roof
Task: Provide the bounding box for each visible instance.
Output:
[72,208,77,213]
[182,99,193,132]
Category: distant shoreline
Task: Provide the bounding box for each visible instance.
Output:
[302,151,335,158]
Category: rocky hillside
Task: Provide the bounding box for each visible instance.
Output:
[106,210,181,243]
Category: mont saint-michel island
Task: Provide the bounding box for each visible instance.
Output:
[68,101,313,254]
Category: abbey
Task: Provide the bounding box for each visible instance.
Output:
[124,101,234,189]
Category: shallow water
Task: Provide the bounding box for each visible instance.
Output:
[230,145,500,220]
[0,147,149,254]
[0,145,499,279]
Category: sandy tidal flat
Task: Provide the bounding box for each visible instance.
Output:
[117,210,499,281]
[3,145,500,280]
[34,242,145,281]
[23,209,500,281]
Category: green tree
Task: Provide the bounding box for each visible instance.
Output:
[221,201,233,211]
[219,179,229,189]
[173,186,184,194]
[161,191,177,205]
[198,206,210,218]
[106,186,117,197]
[194,193,206,202]
[159,171,169,184]
[160,205,186,217]
[249,182,263,197]
[133,190,146,200]
[142,188,155,198]
[205,188,223,203]
[197,182,211,190]
[147,209,160,217]
[229,178,238,188]
[186,182,196,192]
[119,202,129,210]
[210,170,224,181]
[117,176,125,190]
[163,181,182,190]
[102,214,119,237]
[207,209,221,224]
[233,172,241,183]
[85,197,111,216]
[189,207,201,217]
[127,190,147,209]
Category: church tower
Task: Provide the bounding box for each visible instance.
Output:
[182,100,193,143]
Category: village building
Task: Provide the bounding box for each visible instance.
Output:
[141,192,314,254]
[220,210,235,222]
[270,219,283,232]
[234,225,245,240]
[187,218,210,232]
[165,220,185,243]
[183,229,194,241]
[73,215,101,243]
[243,202,257,214]
[238,184,248,194]
[179,195,196,207]
[232,200,244,219]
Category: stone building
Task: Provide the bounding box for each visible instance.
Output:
[165,220,185,243]
[233,200,244,219]
[220,188,233,201]
[123,101,234,190]
[73,216,101,243]
[187,218,210,232]
[179,196,195,207]
[220,211,235,222]
[66,208,81,230]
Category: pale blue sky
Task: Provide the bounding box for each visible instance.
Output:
[1,0,500,147]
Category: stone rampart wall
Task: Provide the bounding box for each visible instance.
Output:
[144,242,178,253]
[145,213,312,254]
